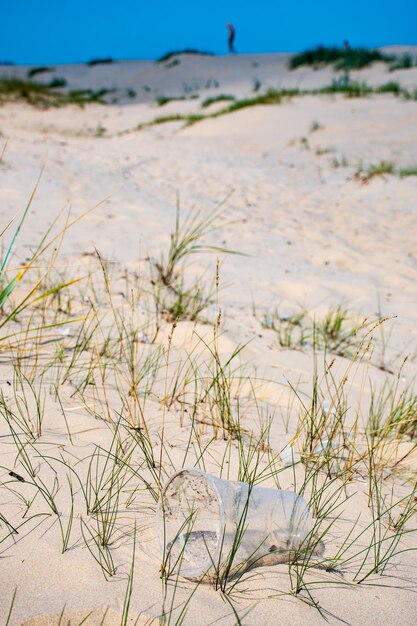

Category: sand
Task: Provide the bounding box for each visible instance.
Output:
[1,51,417,625]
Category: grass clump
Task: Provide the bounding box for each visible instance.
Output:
[201,94,235,108]
[399,166,417,177]
[152,200,237,323]
[261,305,366,358]
[261,309,308,348]
[0,78,58,107]
[156,95,187,106]
[389,53,415,71]
[290,45,393,70]
[319,77,373,97]
[157,49,214,63]
[137,113,205,130]
[332,155,349,168]
[0,78,112,108]
[86,57,114,66]
[252,78,262,92]
[222,88,299,112]
[355,160,395,183]
[376,81,403,95]
[355,161,417,182]
[310,120,324,132]
[27,66,54,78]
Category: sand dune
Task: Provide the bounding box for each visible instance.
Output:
[1,53,417,625]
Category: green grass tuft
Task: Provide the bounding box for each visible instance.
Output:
[86,57,114,66]
[399,166,417,177]
[389,53,415,71]
[156,95,187,106]
[0,78,112,108]
[137,113,205,130]
[201,94,235,108]
[290,46,394,70]
[355,160,395,182]
[157,49,214,63]
[27,66,54,78]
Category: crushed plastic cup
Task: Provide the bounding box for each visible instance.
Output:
[156,468,313,580]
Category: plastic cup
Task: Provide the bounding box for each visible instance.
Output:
[156,468,313,580]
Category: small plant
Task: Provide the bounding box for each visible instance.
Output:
[355,160,395,183]
[399,166,417,177]
[152,202,236,323]
[315,306,359,357]
[252,78,261,92]
[310,120,324,132]
[261,309,308,349]
[332,155,349,168]
[94,124,107,137]
[315,146,334,156]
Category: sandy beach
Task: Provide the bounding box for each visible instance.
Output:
[1,50,417,625]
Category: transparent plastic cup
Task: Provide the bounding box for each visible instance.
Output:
[156,468,313,580]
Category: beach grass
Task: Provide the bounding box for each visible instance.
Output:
[0,77,114,107]
[157,49,214,63]
[1,133,417,623]
[289,46,395,70]
[136,81,417,133]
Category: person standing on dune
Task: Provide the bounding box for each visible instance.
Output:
[227,23,236,53]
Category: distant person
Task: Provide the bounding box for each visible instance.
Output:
[343,39,350,51]
[227,23,236,54]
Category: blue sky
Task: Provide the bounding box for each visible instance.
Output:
[2,0,417,65]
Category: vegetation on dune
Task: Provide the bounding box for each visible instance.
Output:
[259,305,373,359]
[157,49,215,63]
[27,66,54,78]
[1,73,417,620]
[156,95,187,106]
[201,94,235,108]
[137,113,206,130]
[389,53,416,71]
[0,172,416,623]
[86,57,115,66]
[399,166,417,177]
[290,45,395,70]
[0,78,114,107]
[355,160,396,183]
[156,94,199,106]
[290,46,416,74]
[330,157,417,182]
[138,81,417,132]
[152,199,239,324]
[218,88,299,111]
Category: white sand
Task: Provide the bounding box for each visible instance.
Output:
[1,52,417,624]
